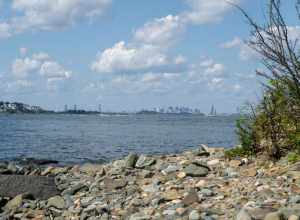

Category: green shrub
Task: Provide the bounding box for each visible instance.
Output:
[287,152,300,164]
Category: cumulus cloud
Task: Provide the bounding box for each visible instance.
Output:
[12,0,111,31]
[91,41,168,73]
[0,0,112,38]
[182,0,240,25]
[0,23,12,39]
[12,51,72,81]
[134,15,184,47]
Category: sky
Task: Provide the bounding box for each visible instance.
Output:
[0,0,299,113]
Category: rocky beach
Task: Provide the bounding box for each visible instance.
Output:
[0,145,300,220]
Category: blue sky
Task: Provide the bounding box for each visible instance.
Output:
[0,0,299,113]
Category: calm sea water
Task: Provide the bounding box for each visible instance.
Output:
[0,114,238,164]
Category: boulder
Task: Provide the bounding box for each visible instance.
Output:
[135,155,156,168]
[125,153,139,168]
[47,196,66,209]
[183,164,209,177]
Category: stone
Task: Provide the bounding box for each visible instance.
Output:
[189,210,201,220]
[264,212,284,220]
[289,215,299,220]
[0,175,59,200]
[183,164,209,177]
[192,146,210,157]
[80,163,105,176]
[207,159,220,166]
[162,165,180,175]
[243,167,257,177]
[237,209,253,220]
[230,160,242,168]
[4,194,24,211]
[201,188,214,197]
[135,155,156,168]
[163,190,181,201]
[177,172,186,179]
[103,177,127,190]
[126,153,139,168]
[129,212,151,220]
[182,190,199,206]
[47,196,66,209]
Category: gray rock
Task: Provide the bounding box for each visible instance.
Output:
[47,196,66,209]
[162,165,181,175]
[129,212,151,220]
[0,175,59,200]
[192,146,210,157]
[264,212,284,220]
[189,210,201,220]
[135,155,156,168]
[126,153,139,168]
[103,177,127,190]
[237,209,253,220]
[201,188,214,197]
[183,164,209,177]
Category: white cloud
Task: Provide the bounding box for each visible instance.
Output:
[40,61,72,79]
[134,15,184,47]
[91,41,168,73]
[12,52,72,81]
[12,57,41,78]
[11,0,112,32]
[221,37,242,49]
[174,55,186,65]
[0,23,12,39]
[182,0,240,25]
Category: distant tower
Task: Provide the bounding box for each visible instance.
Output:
[98,104,102,113]
[210,105,215,115]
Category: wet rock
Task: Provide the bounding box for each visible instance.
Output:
[135,155,156,168]
[126,153,139,168]
[0,175,59,200]
[183,164,209,177]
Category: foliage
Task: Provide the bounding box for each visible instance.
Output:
[287,152,300,164]
[233,0,300,159]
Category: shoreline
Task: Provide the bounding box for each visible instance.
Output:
[0,145,300,219]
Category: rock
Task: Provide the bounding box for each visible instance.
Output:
[4,194,23,211]
[243,167,257,177]
[0,175,59,200]
[103,177,127,190]
[177,172,186,179]
[182,190,199,206]
[264,212,284,220]
[135,155,156,168]
[230,160,242,168]
[192,146,210,157]
[162,165,181,175]
[80,163,105,176]
[183,164,209,177]
[125,153,139,168]
[189,210,201,220]
[200,188,214,197]
[162,190,181,201]
[47,196,66,209]
[129,212,151,220]
[237,209,253,220]
[289,215,299,220]
[62,183,87,195]
[207,159,220,166]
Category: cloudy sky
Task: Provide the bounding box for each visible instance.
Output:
[0,0,299,113]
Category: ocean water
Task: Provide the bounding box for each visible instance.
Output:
[0,114,238,164]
